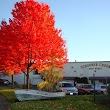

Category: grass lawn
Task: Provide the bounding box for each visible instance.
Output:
[0,89,110,110]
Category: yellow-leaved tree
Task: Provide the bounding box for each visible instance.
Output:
[37,67,64,92]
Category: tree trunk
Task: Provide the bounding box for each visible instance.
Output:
[26,66,30,89]
[11,74,14,89]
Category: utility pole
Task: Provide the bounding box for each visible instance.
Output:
[93,70,96,102]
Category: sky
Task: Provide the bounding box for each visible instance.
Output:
[0,0,110,62]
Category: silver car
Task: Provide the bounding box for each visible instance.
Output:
[56,81,78,95]
[95,84,107,94]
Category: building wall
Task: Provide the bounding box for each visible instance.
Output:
[1,61,110,85]
[63,61,110,84]
[1,72,43,85]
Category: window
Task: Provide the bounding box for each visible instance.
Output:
[62,83,74,87]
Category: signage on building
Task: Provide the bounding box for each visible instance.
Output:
[80,63,110,69]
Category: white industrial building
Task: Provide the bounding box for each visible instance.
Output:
[63,61,110,84]
[1,61,110,85]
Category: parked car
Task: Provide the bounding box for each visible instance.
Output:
[95,84,107,94]
[76,83,100,95]
[56,81,78,95]
[0,79,10,85]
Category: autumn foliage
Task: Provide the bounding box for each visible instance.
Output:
[38,68,64,91]
[0,0,68,89]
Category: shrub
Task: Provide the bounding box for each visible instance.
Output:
[74,77,89,84]
[38,68,64,92]
[19,84,23,88]
[19,83,33,89]
[37,81,51,91]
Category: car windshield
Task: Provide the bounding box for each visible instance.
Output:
[62,83,74,87]
[83,85,93,89]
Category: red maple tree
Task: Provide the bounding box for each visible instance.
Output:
[0,0,68,89]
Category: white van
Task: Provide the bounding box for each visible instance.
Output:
[56,81,78,95]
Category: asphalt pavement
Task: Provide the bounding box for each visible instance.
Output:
[0,93,10,110]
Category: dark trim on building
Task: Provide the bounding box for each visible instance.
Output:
[63,77,75,80]
[64,76,110,80]
[89,77,110,80]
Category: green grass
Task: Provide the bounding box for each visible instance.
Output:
[95,95,110,108]
[0,89,110,110]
